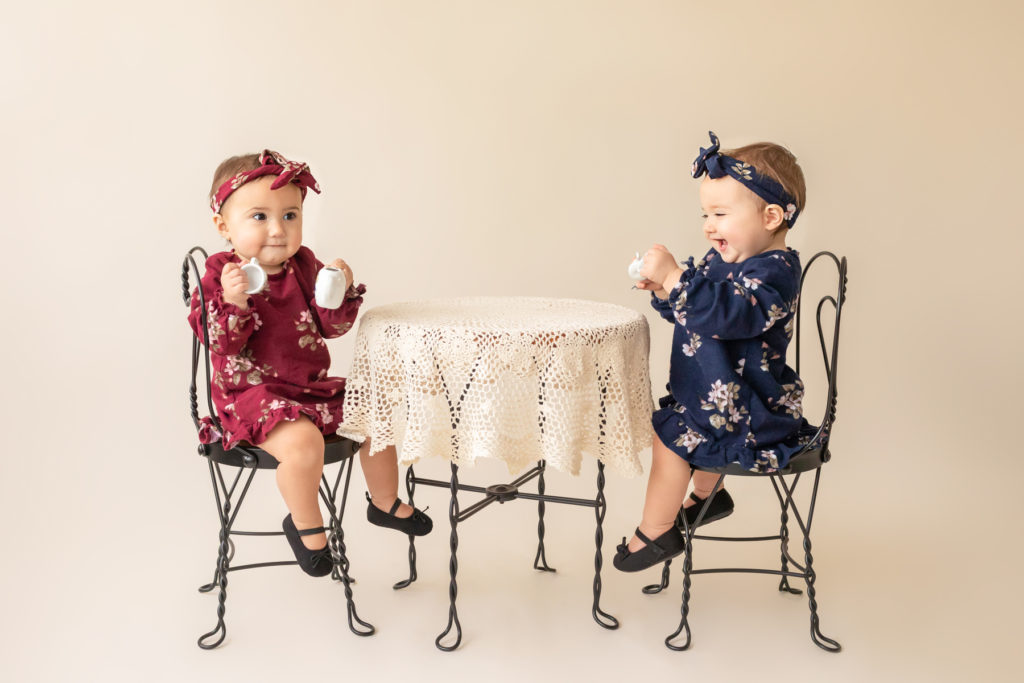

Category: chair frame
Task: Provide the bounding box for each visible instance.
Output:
[182,246,374,649]
[643,250,848,652]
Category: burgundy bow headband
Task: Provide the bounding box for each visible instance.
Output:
[210,149,321,213]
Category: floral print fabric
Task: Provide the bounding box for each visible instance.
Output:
[650,248,816,472]
[188,246,365,449]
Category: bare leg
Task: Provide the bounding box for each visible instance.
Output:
[359,438,413,518]
[627,435,691,552]
[259,417,327,549]
[683,470,724,508]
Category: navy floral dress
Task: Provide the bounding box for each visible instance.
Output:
[651,248,816,472]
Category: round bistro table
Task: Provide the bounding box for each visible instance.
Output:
[340,297,654,650]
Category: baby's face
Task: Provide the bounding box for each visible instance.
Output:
[216,176,304,273]
[699,176,785,264]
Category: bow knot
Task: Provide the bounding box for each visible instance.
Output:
[691,131,723,178]
[211,149,322,212]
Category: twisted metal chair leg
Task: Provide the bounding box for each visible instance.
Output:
[802,533,840,652]
[197,516,231,649]
[320,465,374,637]
[801,470,840,652]
[592,461,618,629]
[394,465,419,590]
[436,463,463,651]
[198,461,255,650]
[533,460,555,572]
[665,520,694,651]
[198,538,235,593]
[664,473,727,651]
[776,474,802,596]
[643,558,673,595]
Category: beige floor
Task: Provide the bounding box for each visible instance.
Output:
[3,440,1017,683]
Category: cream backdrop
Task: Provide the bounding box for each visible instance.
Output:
[1,1,1020,681]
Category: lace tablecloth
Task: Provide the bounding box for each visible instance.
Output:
[340,297,652,477]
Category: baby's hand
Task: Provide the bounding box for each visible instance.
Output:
[638,244,683,293]
[328,258,354,290]
[220,262,250,310]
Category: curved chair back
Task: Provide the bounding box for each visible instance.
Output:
[792,251,848,461]
[181,246,222,435]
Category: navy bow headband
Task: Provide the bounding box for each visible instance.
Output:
[691,131,800,228]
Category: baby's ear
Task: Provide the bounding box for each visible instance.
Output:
[212,212,229,238]
[763,204,785,232]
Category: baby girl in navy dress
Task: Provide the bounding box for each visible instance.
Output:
[615,132,816,572]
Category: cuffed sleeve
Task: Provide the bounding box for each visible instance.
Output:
[310,282,365,339]
[187,254,256,355]
[650,255,699,323]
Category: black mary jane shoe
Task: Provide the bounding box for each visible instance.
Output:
[365,493,433,536]
[282,514,334,577]
[613,526,686,573]
[679,489,735,529]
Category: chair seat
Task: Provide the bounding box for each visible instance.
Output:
[694,445,829,477]
[200,433,361,469]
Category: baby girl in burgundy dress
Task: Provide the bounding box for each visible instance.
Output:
[189,150,432,577]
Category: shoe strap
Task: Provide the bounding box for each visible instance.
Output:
[366,491,403,517]
[296,525,327,537]
[633,527,665,555]
[690,490,726,505]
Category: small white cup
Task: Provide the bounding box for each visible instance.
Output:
[315,266,347,309]
[240,257,267,294]
[627,252,645,280]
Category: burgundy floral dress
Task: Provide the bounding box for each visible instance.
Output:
[188,246,365,449]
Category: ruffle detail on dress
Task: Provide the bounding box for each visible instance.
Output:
[216,400,344,451]
[652,401,821,473]
[197,417,222,445]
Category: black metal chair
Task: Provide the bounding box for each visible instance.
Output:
[643,251,848,652]
[182,246,374,649]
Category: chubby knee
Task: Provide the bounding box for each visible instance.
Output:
[288,441,325,472]
[265,419,325,471]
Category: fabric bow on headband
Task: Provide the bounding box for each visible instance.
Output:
[691,131,800,227]
[211,149,321,213]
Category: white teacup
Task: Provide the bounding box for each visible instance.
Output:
[240,257,267,294]
[315,266,347,309]
[627,252,645,280]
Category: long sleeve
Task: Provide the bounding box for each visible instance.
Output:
[672,254,797,340]
[187,254,256,356]
[311,283,365,338]
[650,293,676,322]
[294,247,366,339]
[649,255,699,323]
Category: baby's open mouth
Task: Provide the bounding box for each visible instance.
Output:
[714,239,728,250]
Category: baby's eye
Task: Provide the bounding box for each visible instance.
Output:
[251,212,266,221]
[701,214,708,219]
[284,211,298,220]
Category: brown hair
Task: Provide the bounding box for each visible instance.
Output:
[722,142,806,224]
[209,153,261,203]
